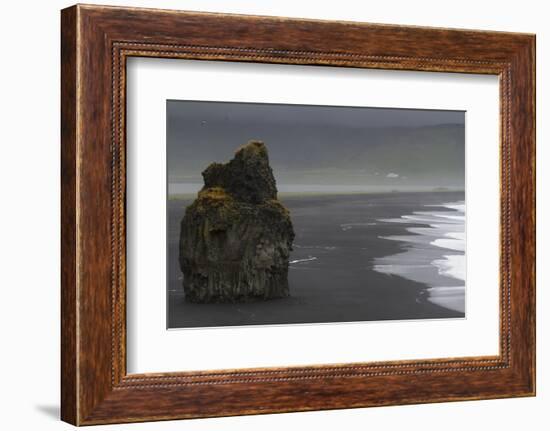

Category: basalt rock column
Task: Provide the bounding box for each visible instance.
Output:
[179,141,295,303]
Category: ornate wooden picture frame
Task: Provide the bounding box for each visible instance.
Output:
[61,4,535,425]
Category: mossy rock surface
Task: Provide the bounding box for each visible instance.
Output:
[179,141,295,303]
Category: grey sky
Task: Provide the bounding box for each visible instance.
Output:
[167,100,465,191]
[168,100,464,129]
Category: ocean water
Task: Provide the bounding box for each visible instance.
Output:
[168,191,466,328]
[372,201,466,313]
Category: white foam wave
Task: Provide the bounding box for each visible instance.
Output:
[426,286,465,313]
[430,238,465,252]
[289,256,318,264]
[432,254,465,282]
[373,200,466,313]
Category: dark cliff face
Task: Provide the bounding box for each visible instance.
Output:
[202,141,277,204]
[179,141,295,303]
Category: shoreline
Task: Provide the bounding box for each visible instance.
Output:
[372,200,465,313]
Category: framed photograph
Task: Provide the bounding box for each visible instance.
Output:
[61,4,536,425]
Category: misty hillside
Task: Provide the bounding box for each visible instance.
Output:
[168,123,464,188]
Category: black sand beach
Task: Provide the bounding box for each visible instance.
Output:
[167,191,465,328]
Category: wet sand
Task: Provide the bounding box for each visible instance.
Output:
[167,191,465,328]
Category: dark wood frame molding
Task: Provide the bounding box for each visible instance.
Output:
[61,4,535,425]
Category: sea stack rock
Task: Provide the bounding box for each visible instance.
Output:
[179,141,295,303]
